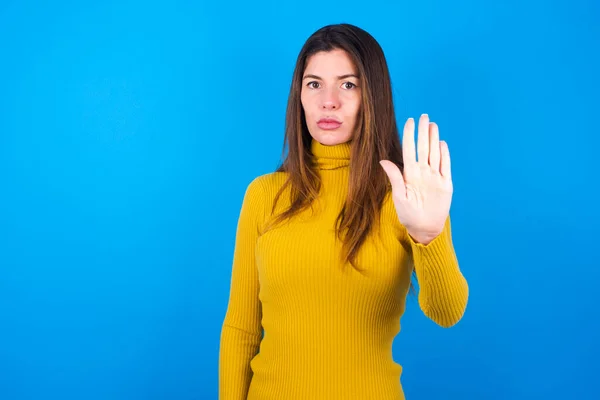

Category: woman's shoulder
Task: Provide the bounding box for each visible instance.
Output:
[237,172,287,221]
[248,171,288,195]
[243,172,291,219]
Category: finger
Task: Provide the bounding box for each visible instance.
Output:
[379,160,407,199]
[402,117,416,167]
[440,141,452,179]
[428,122,440,172]
[417,114,430,165]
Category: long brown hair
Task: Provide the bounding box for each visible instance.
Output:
[263,23,404,273]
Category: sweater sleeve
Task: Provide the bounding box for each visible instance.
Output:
[219,177,264,399]
[407,214,469,328]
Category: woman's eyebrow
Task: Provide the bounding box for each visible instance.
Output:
[302,73,360,80]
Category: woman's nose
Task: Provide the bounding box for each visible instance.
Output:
[321,89,340,110]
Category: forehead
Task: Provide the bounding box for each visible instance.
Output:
[304,49,357,76]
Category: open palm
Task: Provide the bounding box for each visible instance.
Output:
[379,114,453,243]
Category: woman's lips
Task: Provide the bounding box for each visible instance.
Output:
[317,120,342,130]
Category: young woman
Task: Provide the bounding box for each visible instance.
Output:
[219,23,469,400]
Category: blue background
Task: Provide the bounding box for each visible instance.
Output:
[1,0,598,399]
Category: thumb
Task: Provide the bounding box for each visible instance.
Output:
[379,160,406,198]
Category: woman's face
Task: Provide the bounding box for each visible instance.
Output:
[301,48,361,146]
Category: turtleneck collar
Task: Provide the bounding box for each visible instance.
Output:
[310,138,351,170]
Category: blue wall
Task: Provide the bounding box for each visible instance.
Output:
[1,1,598,399]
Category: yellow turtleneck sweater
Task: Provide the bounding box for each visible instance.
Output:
[219,138,469,400]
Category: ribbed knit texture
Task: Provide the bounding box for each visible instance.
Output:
[219,138,469,400]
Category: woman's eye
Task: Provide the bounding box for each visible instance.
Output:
[306,81,356,89]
